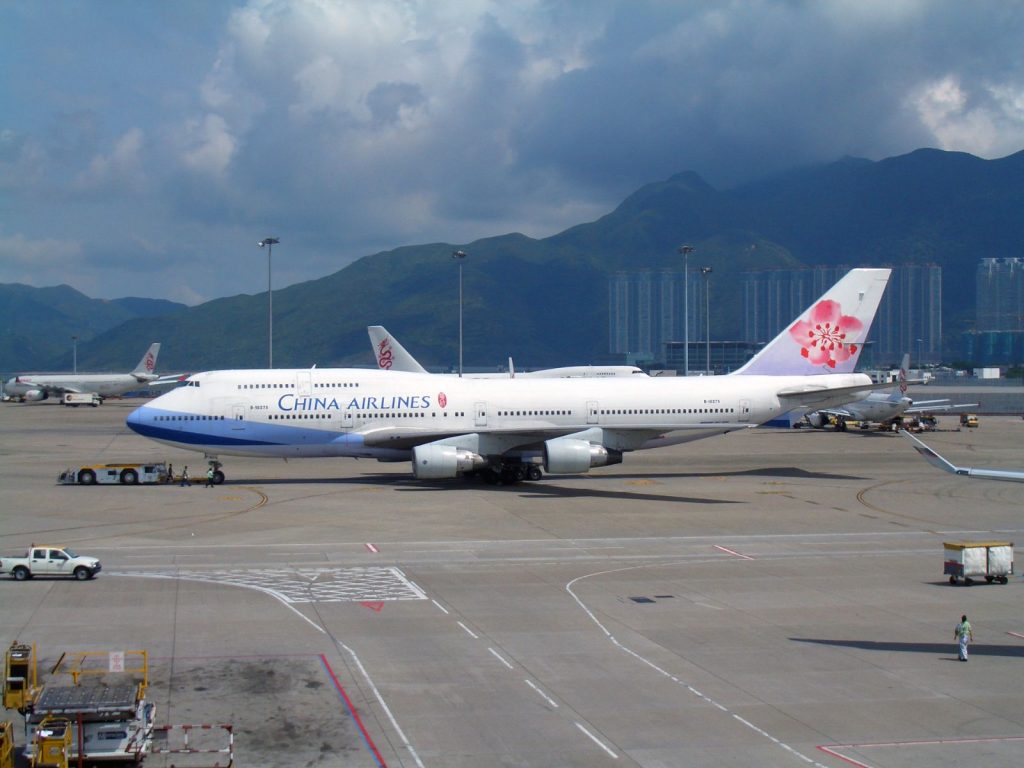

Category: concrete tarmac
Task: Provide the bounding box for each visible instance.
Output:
[2,400,1023,767]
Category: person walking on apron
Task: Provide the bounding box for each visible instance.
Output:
[954,614,973,661]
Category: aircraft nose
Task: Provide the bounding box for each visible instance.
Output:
[126,404,148,434]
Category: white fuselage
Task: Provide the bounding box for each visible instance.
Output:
[5,372,154,399]
[127,368,870,462]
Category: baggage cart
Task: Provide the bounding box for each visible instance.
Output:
[944,541,1014,585]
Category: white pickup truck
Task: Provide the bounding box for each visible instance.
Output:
[0,546,102,581]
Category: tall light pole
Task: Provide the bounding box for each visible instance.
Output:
[452,250,467,377]
[678,245,694,375]
[258,237,279,368]
[700,266,712,374]
[916,337,923,367]
[72,335,78,374]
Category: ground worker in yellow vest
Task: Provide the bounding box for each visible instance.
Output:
[954,615,973,661]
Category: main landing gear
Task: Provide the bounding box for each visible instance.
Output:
[476,462,544,485]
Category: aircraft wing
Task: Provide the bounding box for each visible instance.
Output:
[776,380,878,409]
[899,430,1024,483]
[904,401,977,414]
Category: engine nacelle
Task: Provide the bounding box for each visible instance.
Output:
[412,444,486,479]
[806,412,826,429]
[543,438,622,475]
[23,389,48,402]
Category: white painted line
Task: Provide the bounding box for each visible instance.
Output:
[574,722,617,759]
[566,565,831,768]
[431,599,450,614]
[525,679,559,708]
[1007,631,1024,640]
[119,572,425,768]
[364,542,379,553]
[713,544,754,560]
[457,621,479,639]
[488,647,514,670]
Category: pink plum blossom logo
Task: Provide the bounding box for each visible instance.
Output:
[144,352,155,372]
[438,392,448,408]
[789,299,863,369]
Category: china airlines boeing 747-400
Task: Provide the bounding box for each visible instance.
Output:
[126,268,890,484]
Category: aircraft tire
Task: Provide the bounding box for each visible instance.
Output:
[213,470,225,485]
[527,465,543,481]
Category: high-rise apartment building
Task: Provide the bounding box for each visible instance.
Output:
[976,258,1024,331]
[608,270,704,363]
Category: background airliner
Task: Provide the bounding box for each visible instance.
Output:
[803,354,976,429]
[901,430,1024,483]
[127,268,890,484]
[368,325,647,378]
[5,343,165,403]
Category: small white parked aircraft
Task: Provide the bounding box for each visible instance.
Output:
[900,430,1024,483]
[804,354,975,430]
[5,343,165,403]
[368,325,647,378]
[126,268,890,483]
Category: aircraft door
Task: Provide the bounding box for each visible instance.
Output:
[340,411,354,430]
[586,401,599,425]
[475,402,487,428]
[739,399,751,422]
[231,404,247,430]
[297,371,312,397]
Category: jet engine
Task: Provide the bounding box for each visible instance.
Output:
[805,412,826,429]
[412,444,486,479]
[543,438,622,475]
[23,389,48,402]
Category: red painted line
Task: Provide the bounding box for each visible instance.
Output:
[319,654,388,768]
[713,544,754,560]
[365,542,380,553]
[816,746,873,768]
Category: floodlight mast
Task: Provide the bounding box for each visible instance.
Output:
[258,237,280,368]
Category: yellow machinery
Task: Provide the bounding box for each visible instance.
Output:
[31,717,71,768]
[0,720,14,768]
[3,642,38,713]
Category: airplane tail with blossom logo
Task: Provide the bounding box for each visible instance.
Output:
[733,268,891,376]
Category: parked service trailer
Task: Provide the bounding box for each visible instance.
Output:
[944,541,1014,585]
[63,392,100,407]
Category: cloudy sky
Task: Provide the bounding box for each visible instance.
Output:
[3,1,1023,304]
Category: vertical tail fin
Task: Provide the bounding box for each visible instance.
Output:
[733,268,890,376]
[133,343,161,374]
[368,326,428,373]
[897,352,910,394]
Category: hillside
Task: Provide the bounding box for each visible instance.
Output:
[0,284,186,372]
[10,147,1024,372]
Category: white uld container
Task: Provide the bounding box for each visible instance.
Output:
[943,541,1014,585]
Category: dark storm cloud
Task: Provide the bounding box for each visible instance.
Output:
[3,1,1023,302]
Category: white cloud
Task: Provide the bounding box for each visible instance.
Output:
[73,128,145,191]
[910,76,1024,158]
[181,114,237,177]
[0,232,84,286]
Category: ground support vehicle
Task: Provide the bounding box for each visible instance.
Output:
[20,651,154,766]
[960,413,979,428]
[62,393,100,407]
[0,547,101,581]
[58,462,167,486]
[944,540,1013,585]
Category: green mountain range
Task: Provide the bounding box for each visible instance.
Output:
[5,147,1023,373]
